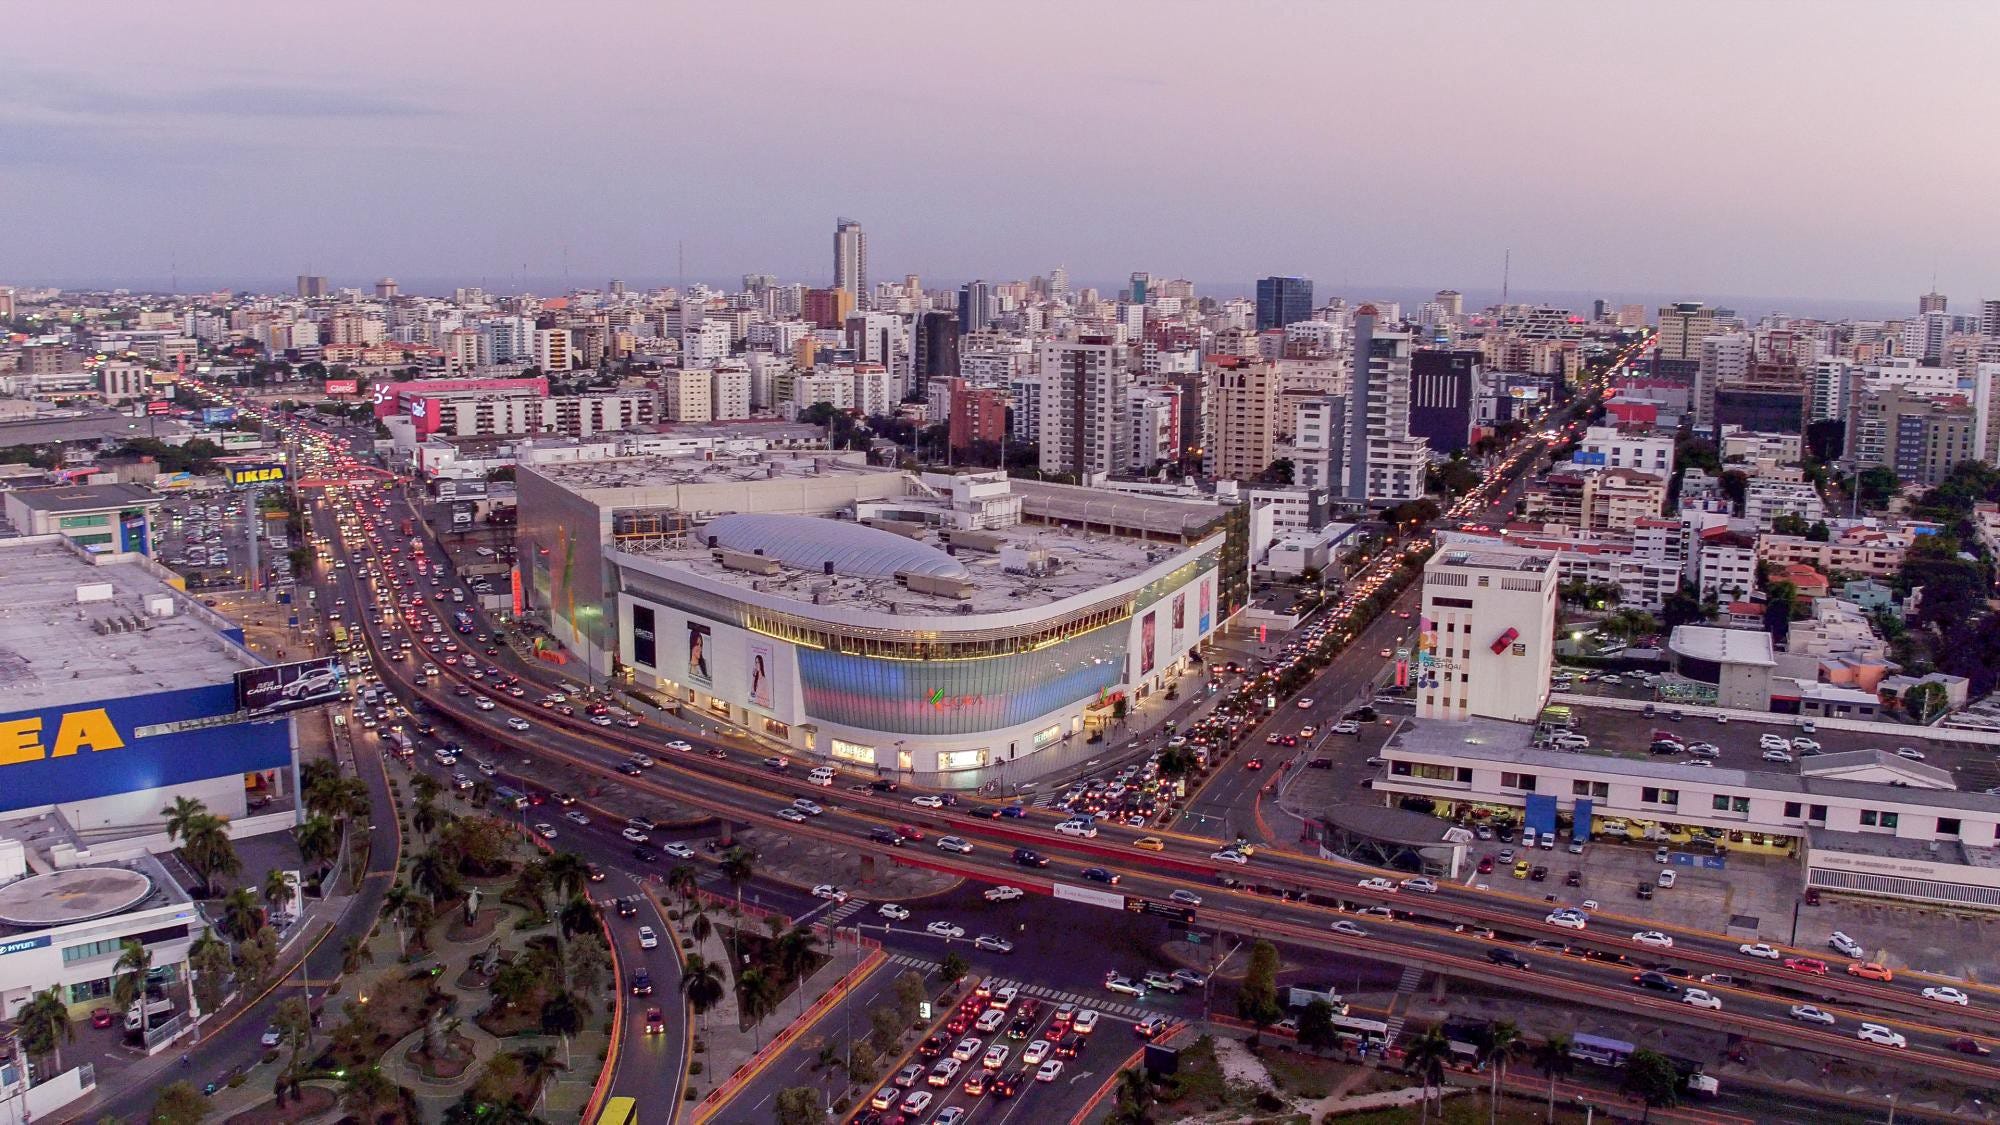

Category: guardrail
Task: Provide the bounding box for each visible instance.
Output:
[688,942,888,1124]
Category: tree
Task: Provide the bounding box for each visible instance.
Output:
[1480,1021,1524,1125]
[14,987,73,1073]
[1905,680,1948,723]
[189,931,235,1014]
[939,952,969,986]
[1296,999,1338,1051]
[161,796,208,846]
[112,939,153,1019]
[234,927,280,987]
[774,1086,823,1125]
[471,1050,524,1110]
[682,954,726,1033]
[1857,466,1901,509]
[1236,940,1282,1027]
[666,863,699,913]
[492,961,540,1011]
[222,888,265,941]
[274,996,311,1094]
[1805,520,1831,543]
[719,845,757,964]
[1262,458,1296,486]
[411,849,461,904]
[1621,1048,1682,1120]
[559,893,601,942]
[1404,1026,1452,1124]
[737,968,778,1045]
[150,1081,209,1125]
[1770,512,1811,538]
[545,851,591,902]
[564,933,609,996]
[1805,419,1845,465]
[180,813,241,896]
[263,868,294,915]
[341,1067,401,1122]
[295,816,338,874]
[1533,1034,1574,1122]
[513,1044,564,1108]
[893,970,928,1025]
[868,1004,905,1051]
[1109,1066,1156,1125]
[539,990,584,1037]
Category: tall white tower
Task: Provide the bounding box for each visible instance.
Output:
[834,218,868,307]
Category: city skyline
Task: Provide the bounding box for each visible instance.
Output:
[5,1,1997,304]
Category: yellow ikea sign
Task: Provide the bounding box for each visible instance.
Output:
[0,710,126,767]
[230,466,286,485]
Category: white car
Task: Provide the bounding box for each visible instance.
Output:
[910,794,945,809]
[1104,975,1145,997]
[1923,986,1972,1006]
[925,921,965,939]
[532,823,558,839]
[1632,930,1674,949]
[1682,988,1722,1010]
[974,935,1014,953]
[1036,1060,1064,1083]
[1895,746,1926,761]
[878,903,910,921]
[1020,1039,1051,1066]
[1330,920,1367,937]
[637,926,658,949]
[1332,720,1361,735]
[473,697,496,711]
[936,836,974,854]
[1761,750,1794,764]
[564,810,590,825]
[983,886,1024,902]
[1297,698,1316,709]
[1210,849,1250,865]
[661,842,694,859]
[1401,877,1438,893]
[1073,1010,1100,1034]
[1792,737,1820,752]
[1856,1023,1907,1049]
[1789,1004,1836,1025]
[810,884,849,902]
[951,1037,983,1063]
[665,740,693,752]
[791,799,824,816]
[1357,877,1399,893]
[1828,931,1865,958]
[1758,734,1790,750]
[505,716,531,731]
[621,827,650,843]
[1169,889,1203,907]
[1546,911,1588,930]
[1738,943,1783,960]
[776,808,808,823]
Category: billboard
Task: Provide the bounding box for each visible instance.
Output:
[145,400,173,416]
[1199,577,1212,634]
[747,639,774,709]
[0,685,293,816]
[202,407,239,425]
[235,655,345,717]
[631,604,657,668]
[686,621,713,686]
[1052,882,1125,911]
[1139,611,1156,676]
[224,460,287,487]
[323,379,360,396]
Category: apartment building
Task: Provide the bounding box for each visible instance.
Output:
[1758,526,1911,579]
[1415,545,1559,725]
[1203,356,1282,482]
[1693,527,1758,602]
[1038,334,1129,479]
[1576,425,1674,474]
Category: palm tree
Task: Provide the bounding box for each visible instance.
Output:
[511,1045,565,1110]
[687,908,712,948]
[412,797,441,841]
[736,967,776,1048]
[181,813,241,896]
[383,883,415,954]
[410,771,442,806]
[558,894,600,942]
[1481,1021,1524,1124]
[510,857,549,918]
[111,939,153,1019]
[295,816,338,874]
[544,851,590,902]
[222,888,265,941]
[341,1066,400,1121]
[263,868,294,915]
[1404,1025,1451,1125]
[161,796,208,844]
[681,954,725,1034]
[14,988,74,1076]
[410,849,459,905]
[665,863,698,913]
[1110,1066,1155,1124]
[1533,1034,1574,1122]
[719,846,755,965]
[774,925,822,1015]
[341,933,373,975]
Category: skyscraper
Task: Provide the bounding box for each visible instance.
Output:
[296,275,327,299]
[1254,276,1315,332]
[1919,291,1948,314]
[1981,300,2000,340]
[915,311,961,381]
[1409,350,1480,455]
[1038,334,1128,479]
[958,280,994,334]
[1347,307,1427,504]
[833,217,868,305]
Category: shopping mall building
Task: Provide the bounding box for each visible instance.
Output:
[516,456,1244,784]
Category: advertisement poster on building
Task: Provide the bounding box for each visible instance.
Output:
[1198,578,1212,635]
[236,655,345,716]
[1415,616,1440,690]
[686,621,712,686]
[1140,611,1156,676]
[1172,591,1185,631]
[747,639,774,709]
[631,605,658,668]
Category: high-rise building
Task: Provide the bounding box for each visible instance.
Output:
[1694,333,1752,430]
[958,280,994,335]
[1038,334,1128,479]
[1409,350,1480,456]
[1347,307,1428,504]
[1048,265,1070,300]
[1919,291,1949,315]
[833,217,868,305]
[1128,272,1152,305]
[1901,310,1950,364]
[802,287,855,330]
[1254,276,1315,332]
[1981,300,2000,340]
[1846,383,1979,487]
[1655,301,1718,372]
[533,327,572,372]
[948,381,1008,455]
[1415,544,1559,724]
[663,368,713,422]
[1203,357,1283,482]
[375,277,399,299]
[296,275,327,299]
[1433,290,1465,319]
[914,311,960,382]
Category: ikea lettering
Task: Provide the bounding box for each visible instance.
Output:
[0,708,126,766]
[230,466,286,485]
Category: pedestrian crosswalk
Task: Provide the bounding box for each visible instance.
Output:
[881,954,1156,1023]
[820,897,869,926]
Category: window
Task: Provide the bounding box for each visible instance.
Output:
[1643,787,1679,806]
[1938,817,1962,837]
[1809,804,1827,822]
[1572,780,1608,799]
[1783,801,1802,819]
[1501,772,1536,791]
[1859,809,1898,830]
[1710,794,1750,814]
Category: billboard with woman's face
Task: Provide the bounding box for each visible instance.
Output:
[747,640,774,709]
[686,621,712,686]
[1140,611,1157,675]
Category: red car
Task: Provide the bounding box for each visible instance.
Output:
[896,824,925,841]
[90,1008,113,1029]
[1245,758,1264,771]
[644,1008,666,1034]
[1784,957,1829,976]
[1476,855,1495,874]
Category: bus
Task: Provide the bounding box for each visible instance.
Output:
[1569,1033,1635,1067]
[1331,1014,1392,1051]
[592,1096,636,1125]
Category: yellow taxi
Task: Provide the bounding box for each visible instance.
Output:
[1512,860,1531,879]
[1132,837,1165,852]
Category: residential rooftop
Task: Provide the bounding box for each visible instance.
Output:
[0,536,263,712]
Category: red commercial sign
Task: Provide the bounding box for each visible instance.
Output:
[145,400,172,415]
[323,379,360,396]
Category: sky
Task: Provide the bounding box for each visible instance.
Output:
[5,1,1995,312]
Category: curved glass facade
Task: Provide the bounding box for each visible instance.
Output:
[797,620,1127,736]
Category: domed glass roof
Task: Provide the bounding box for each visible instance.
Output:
[703,513,969,580]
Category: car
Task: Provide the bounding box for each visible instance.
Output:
[1477,856,1495,874]
[925,921,965,939]
[1656,868,1677,889]
[1512,860,1531,879]
[504,716,531,731]
[1632,930,1673,949]
[1171,968,1209,988]
[1738,943,1783,960]
[564,810,590,825]
[1332,720,1361,735]
[473,697,495,711]
[896,824,926,842]
[1761,749,1794,763]
[984,885,1025,902]
[260,1024,284,1047]
[644,1007,666,1034]
[1631,971,1680,994]
[974,1008,1007,1034]
[891,1063,925,1090]
[910,794,945,808]
[936,836,974,854]
[665,739,692,752]
[1401,877,1438,893]
[1036,1059,1064,1082]
[662,842,695,859]
[1828,931,1865,958]
[1104,975,1145,997]
[636,926,658,949]
[1132,836,1166,852]
[1759,733,1790,751]
[1784,957,1829,975]
[812,884,849,902]
[1848,961,1894,982]
[1857,1023,1908,1049]
[1789,1004,1836,1025]
[1792,737,1820,752]
[1140,970,1183,993]
[621,827,651,843]
[1546,910,1588,930]
[1682,988,1722,1010]
[951,1036,983,1063]
[791,799,823,816]
[1169,888,1203,907]
[90,1007,114,1029]
[975,935,1015,953]
[1379,647,1394,658]
[630,970,654,996]
[1358,877,1399,893]
[1297,698,1316,709]
[1486,947,1532,970]
[1243,757,1263,771]
[878,903,911,921]
[1945,1037,1994,1056]
[1010,846,1046,866]
[1081,867,1120,884]
[899,1089,935,1114]
[1330,920,1368,937]
[1020,1038,1051,1065]
[1896,746,1926,761]
[1210,849,1250,865]
[776,808,808,823]
[1924,986,1972,1006]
